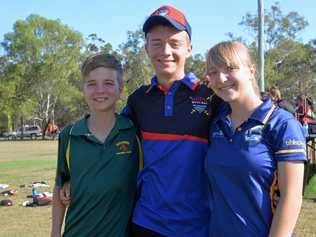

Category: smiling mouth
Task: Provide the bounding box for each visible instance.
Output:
[158,59,175,64]
[93,98,108,102]
[219,84,234,90]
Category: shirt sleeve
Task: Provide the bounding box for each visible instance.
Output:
[121,95,136,122]
[55,128,71,188]
[121,93,142,136]
[272,118,307,162]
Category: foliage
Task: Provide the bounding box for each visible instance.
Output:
[119,29,153,96]
[227,2,315,102]
[1,15,84,133]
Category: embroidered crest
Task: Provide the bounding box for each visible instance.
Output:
[245,125,264,145]
[190,96,209,115]
[116,141,132,155]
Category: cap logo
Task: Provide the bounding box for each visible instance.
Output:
[157,8,169,16]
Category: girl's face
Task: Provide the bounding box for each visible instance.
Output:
[206,62,255,103]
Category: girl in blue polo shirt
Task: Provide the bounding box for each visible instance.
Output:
[205,41,306,237]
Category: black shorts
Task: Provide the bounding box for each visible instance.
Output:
[132,223,166,237]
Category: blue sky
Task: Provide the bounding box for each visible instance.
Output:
[1,0,315,55]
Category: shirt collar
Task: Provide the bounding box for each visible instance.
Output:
[146,72,200,93]
[249,99,275,124]
[70,114,133,137]
[214,99,275,125]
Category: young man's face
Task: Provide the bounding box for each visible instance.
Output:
[83,67,121,113]
[145,25,192,80]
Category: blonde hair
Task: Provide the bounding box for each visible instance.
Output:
[206,41,260,96]
[269,86,282,100]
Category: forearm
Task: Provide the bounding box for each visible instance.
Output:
[268,191,303,237]
[51,185,67,237]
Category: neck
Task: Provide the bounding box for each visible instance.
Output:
[88,111,116,142]
[156,71,185,89]
[229,93,262,129]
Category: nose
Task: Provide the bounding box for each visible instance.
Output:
[95,83,106,93]
[161,42,172,55]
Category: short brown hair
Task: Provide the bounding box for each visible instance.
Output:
[81,53,123,87]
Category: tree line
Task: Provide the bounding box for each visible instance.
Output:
[0,2,315,136]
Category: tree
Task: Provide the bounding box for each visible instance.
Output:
[237,2,308,49]
[1,14,83,137]
[186,53,206,80]
[226,2,315,101]
[119,29,153,104]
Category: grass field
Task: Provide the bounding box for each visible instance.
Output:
[0,141,315,237]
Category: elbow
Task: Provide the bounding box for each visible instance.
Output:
[280,193,303,213]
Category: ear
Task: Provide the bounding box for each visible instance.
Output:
[249,64,256,78]
[186,42,192,58]
[205,75,214,89]
[145,38,149,56]
[119,83,124,96]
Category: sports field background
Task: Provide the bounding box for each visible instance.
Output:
[0,141,315,237]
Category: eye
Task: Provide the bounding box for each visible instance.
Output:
[151,41,162,48]
[226,66,238,72]
[170,41,181,49]
[86,82,96,87]
[104,80,116,87]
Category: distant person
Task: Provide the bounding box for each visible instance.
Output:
[205,41,306,237]
[51,53,140,237]
[269,86,296,114]
[295,95,315,124]
[47,123,59,138]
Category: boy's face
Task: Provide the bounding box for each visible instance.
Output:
[83,67,121,113]
[145,25,192,80]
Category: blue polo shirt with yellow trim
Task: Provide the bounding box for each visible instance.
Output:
[205,99,306,237]
[122,73,219,237]
[55,114,139,237]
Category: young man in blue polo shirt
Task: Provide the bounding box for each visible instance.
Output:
[123,5,220,237]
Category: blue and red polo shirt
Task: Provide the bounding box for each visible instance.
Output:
[205,99,306,237]
[123,73,218,236]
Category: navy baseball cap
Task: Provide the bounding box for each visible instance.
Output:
[143,5,192,39]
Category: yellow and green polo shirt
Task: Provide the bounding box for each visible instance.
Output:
[55,114,140,237]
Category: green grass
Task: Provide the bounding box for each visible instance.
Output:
[304,174,316,199]
[0,141,315,237]
[0,141,57,237]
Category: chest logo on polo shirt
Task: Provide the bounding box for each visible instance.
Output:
[116,141,132,156]
[245,125,264,145]
[190,96,209,115]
